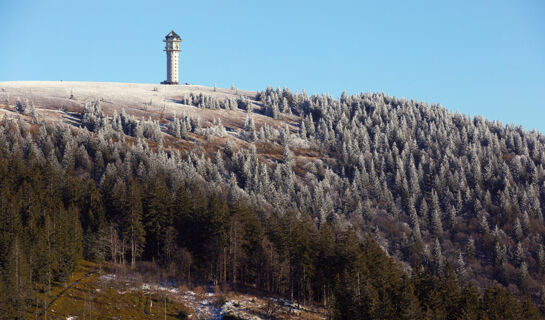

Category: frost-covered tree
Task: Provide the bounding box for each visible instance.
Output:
[283,145,294,168]
[432,238,443,273]
[466,237,476,258]
[514,218,523,241]
[514,242,525,267]
[14,98,27,114]
[243,115,257,142]
[455,251,466,278]
[537,244,545,274]
[430,206,443,238]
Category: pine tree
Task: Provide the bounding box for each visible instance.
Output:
[280,124,291,146]
[446,205,457,230]
[514,242,525,267]
[282,97,290,114]
[430,206,443,238]
[519,261,530,292]
[243,115,257,142]
[432,239,443,273]
[480,215,489,235]
[300,121,307,139]
[520,295,543,320]
[514,217,523,240]
[419,199,428,220]
[494,241,506,266]
[283,145,294,168]
[458,283,480,319]
[481,286,523,319]
[466,237,476,258]
[522,211,530,233]
[124,180,145,268]
[14,98,26,114]
[455,252,466,279]
[409,205,421,239]
[537,244,545,274]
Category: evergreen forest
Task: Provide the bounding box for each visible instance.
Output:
[1,87,545,319]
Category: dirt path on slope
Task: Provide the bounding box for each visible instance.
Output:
[37,270,98,320]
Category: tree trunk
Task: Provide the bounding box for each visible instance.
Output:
[223,247,227,283]
[233,226,237,286]
[130,224,135,268]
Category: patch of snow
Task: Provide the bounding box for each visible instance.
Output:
[141,283,151,290]
[100,274,115,281]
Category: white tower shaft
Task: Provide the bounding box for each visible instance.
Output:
[166,50,179,84]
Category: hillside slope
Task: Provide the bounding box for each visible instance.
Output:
[1,81,545,312]
[0,81,282,132]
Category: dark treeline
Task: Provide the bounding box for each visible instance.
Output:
[0,114,543,318]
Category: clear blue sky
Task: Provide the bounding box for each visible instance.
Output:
[1,0,544,132]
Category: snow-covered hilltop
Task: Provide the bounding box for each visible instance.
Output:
[0,81,257,127]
